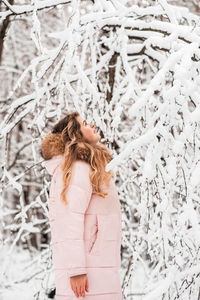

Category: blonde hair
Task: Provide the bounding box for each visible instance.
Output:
[51,111,113,206]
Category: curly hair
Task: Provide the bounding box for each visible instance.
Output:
[42,111,113,206]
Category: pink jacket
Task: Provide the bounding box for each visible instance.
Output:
[44,154,122,297]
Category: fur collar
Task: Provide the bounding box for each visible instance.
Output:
[41,133,92,162]
[41,133,65,160]
[41,132,110,164]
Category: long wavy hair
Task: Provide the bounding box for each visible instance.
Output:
[51,111,113,206]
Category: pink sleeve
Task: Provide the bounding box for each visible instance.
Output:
[64,161,92,278]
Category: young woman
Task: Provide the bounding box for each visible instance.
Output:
[41,111,122,300]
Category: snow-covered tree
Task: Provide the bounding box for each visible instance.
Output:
[0,0,200,299]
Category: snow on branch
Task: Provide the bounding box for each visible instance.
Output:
[1,0,200,299]
[0,0,71,19]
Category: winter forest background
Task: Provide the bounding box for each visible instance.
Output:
[1,0,200,299]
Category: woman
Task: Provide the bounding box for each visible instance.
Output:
[41,111,122,300]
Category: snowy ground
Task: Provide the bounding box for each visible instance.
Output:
[0,245,55,300]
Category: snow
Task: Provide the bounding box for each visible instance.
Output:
[1,0,200,299]
[106,127,159,172]
[0,246,55,300]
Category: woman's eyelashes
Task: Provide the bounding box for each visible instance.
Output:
[84,120,90,126]
[84,120,95,128]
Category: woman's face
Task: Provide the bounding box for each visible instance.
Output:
[77,115,101,145]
